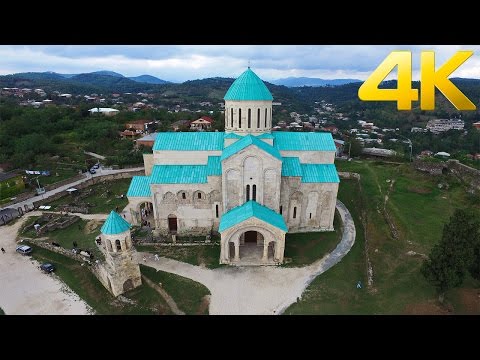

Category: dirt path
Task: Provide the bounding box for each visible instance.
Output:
[0,215,92,315]
[139,199,356,315]
[141,274,185,315]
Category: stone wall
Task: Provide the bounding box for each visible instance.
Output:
[338,172,361,180]
[413,159,480,190]
[447,160,480,190]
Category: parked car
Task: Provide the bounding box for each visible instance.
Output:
[89,168,96,174]
[16,245,32,255]
[92,163,100,169]
[40,263,56,273]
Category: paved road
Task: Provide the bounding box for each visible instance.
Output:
[1,167,144,212]
[139,199,356,315]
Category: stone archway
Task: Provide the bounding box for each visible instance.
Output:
[137,201,154,228]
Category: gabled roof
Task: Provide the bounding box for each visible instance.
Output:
[224,68,273,101]
[101,211,131,235]
[153,132,224,151]
[221,134,282,161]
[207,156,222,176]
[300,164,340,183]
[273,132,336,151]
[127,176,151,197]
[151,165,208,184]
[219,200,287,232]
[282,157,303,177]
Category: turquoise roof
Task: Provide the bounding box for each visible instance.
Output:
[282,157,303,177]
[224,68,273,101]
[224,132,242,139]
[153,132,224,151]
[219,200,287,232]
[101,211,131,235]
[207,156,222,176]
[221,134,282,161]
[127,176,151,197]
[151,165,208,184]
[300,164,340,183]
[273,132,336,151]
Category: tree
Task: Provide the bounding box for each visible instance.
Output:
[348,138,363,157]
[421,209,480,296]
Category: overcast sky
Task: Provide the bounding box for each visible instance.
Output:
[0,45,479,83]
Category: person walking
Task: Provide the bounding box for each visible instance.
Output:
[1,247,5,254]
[143,255,147,262]
[154,254,159,261]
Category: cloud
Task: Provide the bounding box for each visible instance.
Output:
[0,45,478,82]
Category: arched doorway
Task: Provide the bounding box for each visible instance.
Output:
[239,230,264,263]
[138,202,154,228]
[244,231,258,243]
[168,214,177,233]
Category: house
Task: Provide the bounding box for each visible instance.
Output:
[334,139,345,157]
[426,119,464,133]
[420,150,433,157]
[125,119,152,132]
[89,108,119,116]
[171,120,191,131]
[120,130,137,139]
[322,126,338,134]
[126,67,339,266]
[190,116,214,131]
[136,133,159,148]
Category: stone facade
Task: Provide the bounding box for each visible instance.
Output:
[127,68,339,265]
[99,228,142,297]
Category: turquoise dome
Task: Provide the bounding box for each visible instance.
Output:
[224,68,273,101]
[101,211,131,235]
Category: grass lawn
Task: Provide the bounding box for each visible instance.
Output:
[22,218,104,260]
[26,242,172,315]
[46,178,131,214]
[283,211,342,267]
[136,244,222,269]
[285,160,480,314]
[140,265,211,314]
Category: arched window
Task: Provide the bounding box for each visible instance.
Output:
[293,207,297,219]
[252,184,256,201]
[257,108,260,128]
[279,205,283,214]
[265,108,267,127]
[246,184,250,201]
[198,192,202,199]
[239,109,242,128]
[231,108,234,128]
[215,204,219,218]
[182,192,186,199]
[248,108,251,128]
[115,239,122,251]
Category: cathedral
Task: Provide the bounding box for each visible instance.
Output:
[126,67,340,265]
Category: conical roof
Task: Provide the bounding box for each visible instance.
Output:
[224,68,273,101]
[101,210,131,235]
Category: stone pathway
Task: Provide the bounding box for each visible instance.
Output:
[138,200,356,315]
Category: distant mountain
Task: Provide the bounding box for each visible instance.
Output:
[13,72,66,81]
[90,70,125,78]
[69,73,139,88]
[128,75,170,84]
[271,77,361,87]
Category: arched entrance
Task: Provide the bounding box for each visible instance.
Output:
[168,214,177,233]
[138,202,154,228]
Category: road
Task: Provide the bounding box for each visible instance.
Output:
[139,199,356,315]
[1,166,144,212]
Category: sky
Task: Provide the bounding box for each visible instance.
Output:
[0,45,479,83]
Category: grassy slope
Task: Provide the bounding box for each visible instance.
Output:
[286,160,480,314]
[140,265,211,314]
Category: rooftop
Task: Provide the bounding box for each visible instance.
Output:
[219,200,287,232]
[224,68,273,101]
[101,211,131,235]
